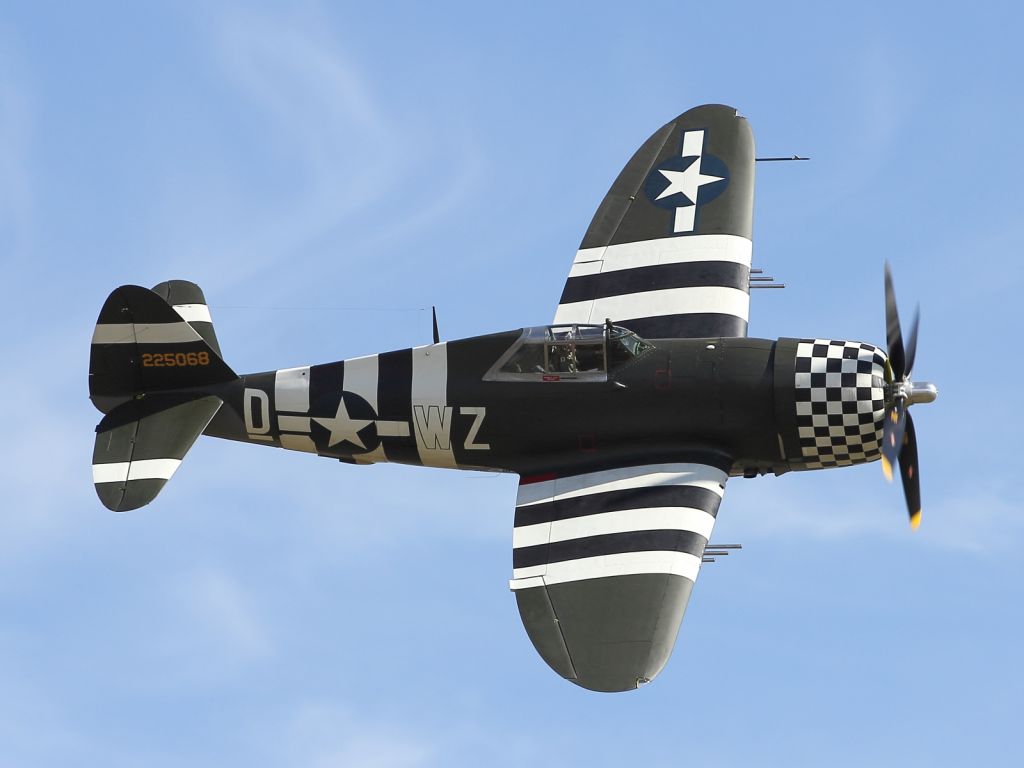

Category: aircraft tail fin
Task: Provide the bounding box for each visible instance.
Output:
[89,282,237,510]
[89,283,236,413]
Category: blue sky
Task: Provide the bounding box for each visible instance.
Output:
[2,1,1022,765]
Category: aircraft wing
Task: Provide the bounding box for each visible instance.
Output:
[554,104,754,339]
[509,458,728,691]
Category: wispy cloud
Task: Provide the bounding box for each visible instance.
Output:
[284,703,435,768]
[0,31,34,262]
[721,468,1022,554]
[171,565,272,661]
[0,328,94,574]
[784,36,919,224]
[153,4,481,295]
[914,487,1023,554]
[179,444,514,565]
[845,38,917,166]
[722,472,894,541]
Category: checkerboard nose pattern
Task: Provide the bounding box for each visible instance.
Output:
[793,339,887,469]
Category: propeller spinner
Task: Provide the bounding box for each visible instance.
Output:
[881,263,938,529]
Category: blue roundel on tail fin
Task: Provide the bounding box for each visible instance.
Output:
[643,128,730,235]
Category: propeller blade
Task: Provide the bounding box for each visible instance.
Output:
[903,305,920,378]
[884,263,906,380]
[898,411,922,529]
[880,396,907,483]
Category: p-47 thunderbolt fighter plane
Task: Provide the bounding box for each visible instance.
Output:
[89,104,937,692]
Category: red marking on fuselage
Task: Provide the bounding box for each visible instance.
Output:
[520,472,557,485]
[655,368,672,391]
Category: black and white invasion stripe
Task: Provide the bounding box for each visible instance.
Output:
[91,318,203,346]
[793,339,887,469]
[509,462,727,590]
[151,280,224,358]
[553,234,751,339]
[253,342,463,469]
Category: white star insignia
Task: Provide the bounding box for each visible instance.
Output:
[655,159,723,205]
[313,396,372,449]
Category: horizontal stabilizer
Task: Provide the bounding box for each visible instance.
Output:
[92,395,222,511]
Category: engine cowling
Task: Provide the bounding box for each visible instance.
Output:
[774,338,887,470]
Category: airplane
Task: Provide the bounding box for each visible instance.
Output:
[88,104,937,692]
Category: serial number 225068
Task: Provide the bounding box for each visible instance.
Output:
[141,351,210,368]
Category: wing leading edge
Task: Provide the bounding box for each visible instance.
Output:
[510,459,729,692]
[554,104,754,339]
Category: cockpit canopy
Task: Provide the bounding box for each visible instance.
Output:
[485,323,654,382]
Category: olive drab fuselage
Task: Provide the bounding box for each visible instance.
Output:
[202,328,884,479]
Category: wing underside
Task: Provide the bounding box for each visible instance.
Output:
[510,460,728,692]
[554,104,755,339]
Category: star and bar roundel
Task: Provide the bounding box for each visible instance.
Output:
[555,108,752,341]
[643,129,730,235]
[311,390,381,454]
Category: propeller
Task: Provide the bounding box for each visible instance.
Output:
[880,263,937,529]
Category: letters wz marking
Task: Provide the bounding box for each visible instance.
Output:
[413,405,453,450]
[460,406,490,450]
